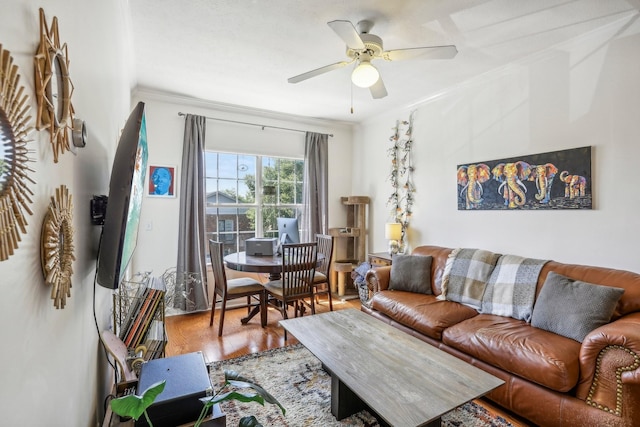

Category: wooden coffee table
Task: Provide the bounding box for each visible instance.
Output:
[280,309,504,427]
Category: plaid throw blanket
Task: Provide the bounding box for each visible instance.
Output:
[480,255,548,322]
[438,248,501,309]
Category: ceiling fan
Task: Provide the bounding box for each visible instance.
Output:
[287,19,458,99]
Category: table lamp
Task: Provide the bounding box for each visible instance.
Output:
[385,223,402,255]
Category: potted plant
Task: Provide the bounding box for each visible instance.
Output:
[109,369,285,427]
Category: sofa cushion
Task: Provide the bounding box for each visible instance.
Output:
[410,245,453,295]
[389,255,433,294]
[531,271,625,342]
[371,290,478,340]
[442,314,581,392]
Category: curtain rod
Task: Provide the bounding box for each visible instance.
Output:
[177,112,333,137]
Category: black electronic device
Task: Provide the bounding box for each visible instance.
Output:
[95,102,148,289]
[90,195,108,225]
[136,352,213,427]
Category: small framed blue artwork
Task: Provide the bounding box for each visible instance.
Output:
[148,164,176,198]
[457,146,592,210]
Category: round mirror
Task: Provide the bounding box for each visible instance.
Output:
[0,45,36,261]
[46,52,70,126]
[0,110,15,192]
[35,8,74,163]
[41,185,75,309]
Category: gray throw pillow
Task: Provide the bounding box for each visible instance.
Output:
[531,271,624,342]
[389,255,432,294]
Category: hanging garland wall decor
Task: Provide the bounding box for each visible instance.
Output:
[386,112,416,252]
[0,44,36,261]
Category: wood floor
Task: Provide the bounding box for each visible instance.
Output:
[164,295,528,426]
[164,295,358,363]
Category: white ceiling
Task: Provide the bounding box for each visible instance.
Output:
[129,0,639,123]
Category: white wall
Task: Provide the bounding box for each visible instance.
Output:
[354,16,640,272]
[130,90,354,281]
[0,1,133,425]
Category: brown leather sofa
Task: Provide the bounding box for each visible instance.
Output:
[362,245,640,427]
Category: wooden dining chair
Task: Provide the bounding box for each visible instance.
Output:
[264,242,318,339]
[312,234,334,311]
[209,240,266,336]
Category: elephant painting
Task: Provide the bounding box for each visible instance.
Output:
[457,147,591,210]
[559,171,587,199]
[457,164,491,209]
[528,163,558,204]
[492,161,532,208]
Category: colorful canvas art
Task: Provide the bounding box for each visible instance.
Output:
[457,146,592,210]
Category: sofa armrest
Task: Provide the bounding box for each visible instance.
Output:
[576,312,640,417]
[364,266,391,294]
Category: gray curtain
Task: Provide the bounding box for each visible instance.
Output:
[303,132,329,239]
[176,114,208,312]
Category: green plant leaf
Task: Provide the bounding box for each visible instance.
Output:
[110,380,166,421]
[224,370,253,383]
[200,390,264,406]
[239,415,263,427]
[195,370,286,427]
[225,370,286,415]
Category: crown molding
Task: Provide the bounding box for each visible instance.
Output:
[132,86,355,132]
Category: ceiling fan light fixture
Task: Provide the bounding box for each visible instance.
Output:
[351,60,379,88]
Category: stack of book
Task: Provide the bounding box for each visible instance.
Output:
[142,319,166,360]
[119,276,167,358]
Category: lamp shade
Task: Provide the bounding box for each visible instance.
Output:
[385,223,402,240]
[351,61,379,88]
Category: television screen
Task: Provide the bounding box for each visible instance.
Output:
[96,102,148,289]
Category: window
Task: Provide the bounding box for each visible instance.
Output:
[204,152,304,257]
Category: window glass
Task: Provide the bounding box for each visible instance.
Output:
[205,152,303,258]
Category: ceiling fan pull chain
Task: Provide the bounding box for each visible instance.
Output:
[350,68,354,114]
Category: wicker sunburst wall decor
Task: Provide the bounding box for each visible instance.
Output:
[34,8,75,163]
[41,185,75,309]
[0,44,36,261]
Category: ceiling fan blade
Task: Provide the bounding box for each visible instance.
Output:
[383,45,458,61]
[369,77,387,99]
[288,60,353,84]
[327,20,365,50]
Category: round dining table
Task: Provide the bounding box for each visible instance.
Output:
[223,251,325,325]
[224,251,324,281]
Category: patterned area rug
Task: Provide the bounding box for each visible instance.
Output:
[209,344,515,426]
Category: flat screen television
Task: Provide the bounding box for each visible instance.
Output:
[277,217,300,245]
[96,102,148,289]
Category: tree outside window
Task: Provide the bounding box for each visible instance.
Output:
[204,152,303,258]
